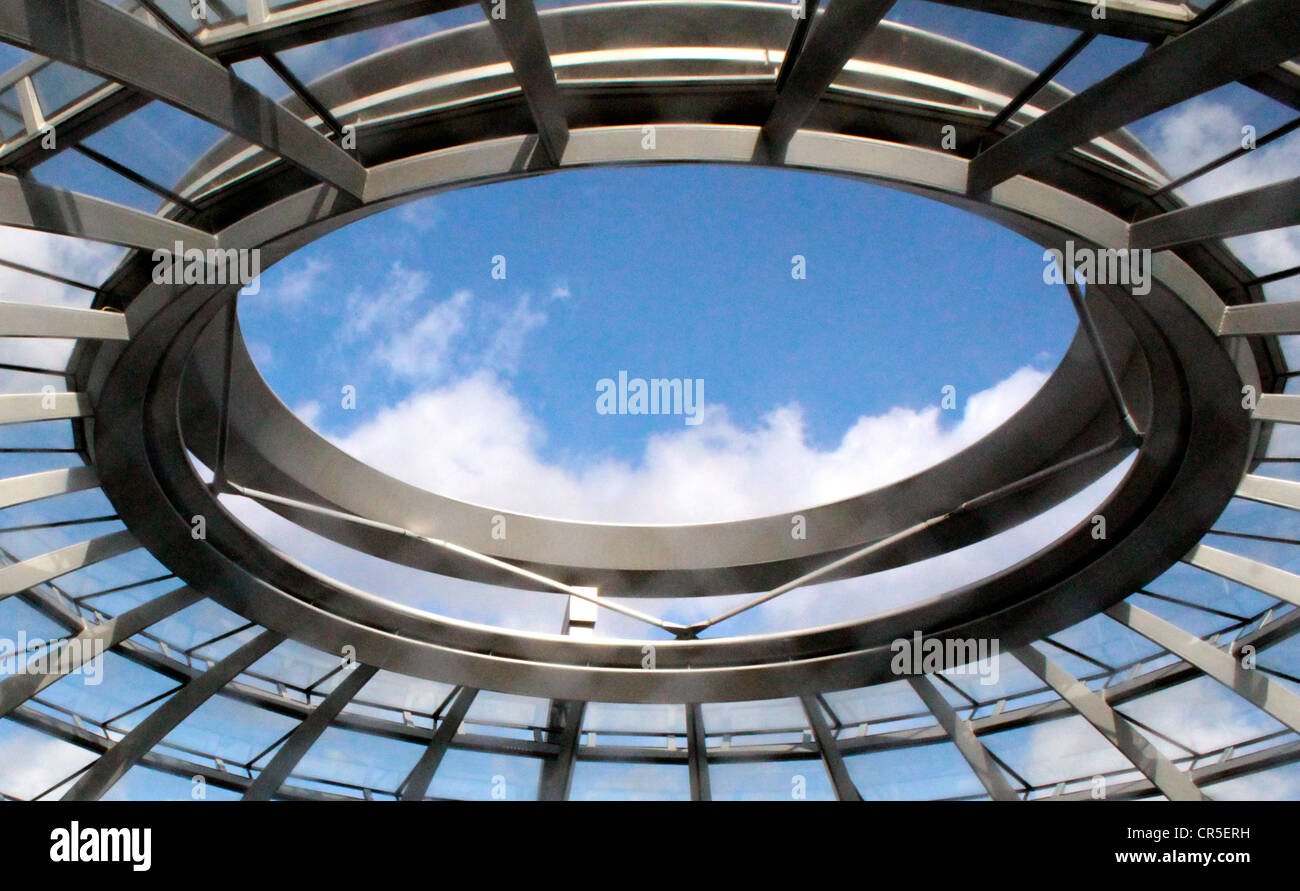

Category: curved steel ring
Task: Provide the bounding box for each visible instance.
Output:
[82,128,1254,702]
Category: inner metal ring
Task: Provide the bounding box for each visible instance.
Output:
[82,129,1254,702]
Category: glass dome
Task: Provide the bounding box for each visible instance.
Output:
[0,0,1297,804]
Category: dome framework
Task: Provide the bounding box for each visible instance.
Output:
[0,0,1296,801]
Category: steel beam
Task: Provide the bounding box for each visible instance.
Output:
[685,702,711,801]
[537,699,584,800]
[0,530,137,600]
[243,663,378,800]
[1219,300,1300,336]
[399,685,478,800]
[0,466,99,510]
[1132,175,1300,250]
[908,675,1019,801]
[62,629,283,800]
[760,0,896,159]
[0,174,215,251]
[0,302,129,340]
[967,0,1300,194]
[1107,601,1300,735]
[1236,473,1300,513]
[1183,543,1300,609]
[799,694,861,801]
[1256,394,1300,425]
[1013,645,1205,801]
[480,0,567,165]
[0,0,367,199]
[0,586,202,720]
[1057,738,1300,801]
[0,392,89,425]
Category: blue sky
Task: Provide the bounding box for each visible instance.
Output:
[240,163,1074,466]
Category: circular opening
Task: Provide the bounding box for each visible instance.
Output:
[239,164,1077,524]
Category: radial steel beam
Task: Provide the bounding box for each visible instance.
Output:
[1107,601,1300,735]
[0,174,216,251]
[1255,394,1300,425]
[0,302,129,340]
[62,629,283,801]
[243,663,378,800]
[967,0,1300,194]
[685,702,711,801]
[0,530,137,600]
[1236,473,1300,512]
[537,699,584,800]
[908,675,1019,801]
[799,694,861,801]
[399,685,478,801]
[480,0,567,165]
[1132,175,1300,250]
[0,586,202,720]
[0,466,99,510]
[1219,301,1300,336]
[0,392,89,426]
[0,0,367,199]
[1183,543,1300,609]
[1055,737,1300,801]
[1013,645,1205,801]
[760,0,896,160]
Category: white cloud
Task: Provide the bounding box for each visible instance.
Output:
[265,255,331,308]
[324,364,1050,524]
[342,260,430,338]
[376,288,473,380]
[217,359,1119,638]
[481,293,546,376]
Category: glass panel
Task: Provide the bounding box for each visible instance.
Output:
[545,0,795,85]
[1203,760,1300,801]
[568,758,689,800]
[0,84,24,142]
[276,6,488,85]
[29,146,170,213]
[883,0,1080,73]
[982,715,1134,790]
[424,747,542,800]
[163,692,299,766]
[30,62,107,119]
[109,765,242,800]
[844,740,986,800]
[0,718,99,799]
[1121,676,1287,754]
[0,227,125,301]
[36,651,177,729]
[134,0,247,34]
[712,758,837,800]
[291,726,425,795]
